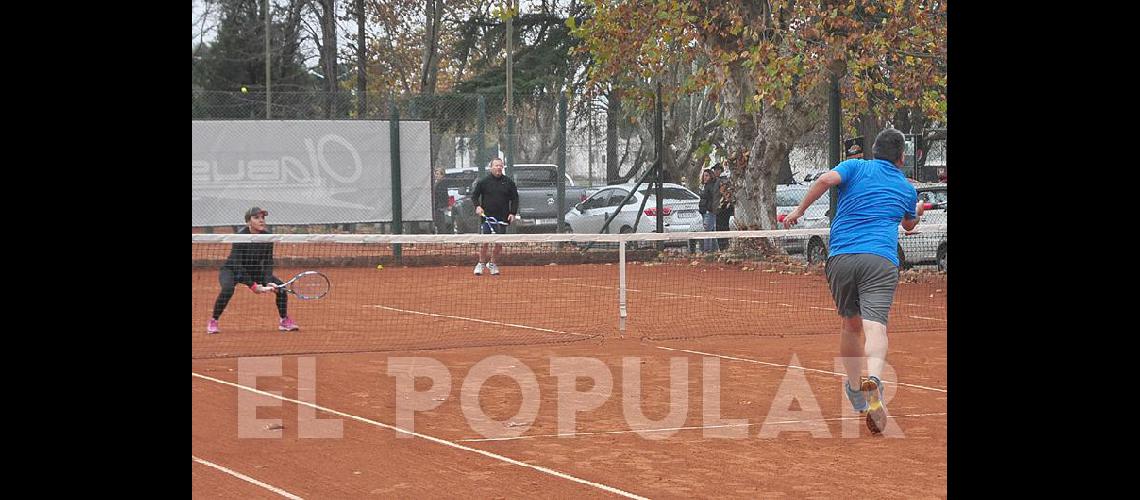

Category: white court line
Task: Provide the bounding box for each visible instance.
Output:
[458,412,948,442]
[366,305,594,338]
[904,303,946,309]
[653,347,947,393]
[512,278,585,283]
[192,373,648,500]
[192,455,304,499]
[906,315,946,322]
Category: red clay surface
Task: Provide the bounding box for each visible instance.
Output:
[192,332,947,498]
[193,258,947,497]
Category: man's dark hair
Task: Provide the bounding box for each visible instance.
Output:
[871,128,906,163]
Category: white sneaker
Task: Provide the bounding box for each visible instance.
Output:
[487,263,500,275]
[474,262,485,275]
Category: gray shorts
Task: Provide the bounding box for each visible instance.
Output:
[824,253,899,326]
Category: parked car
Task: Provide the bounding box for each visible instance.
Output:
[564,183,704,238]
[724,184,830,253]
[804,182,946,271]
[774,184,831,253]
[899,182,947,270]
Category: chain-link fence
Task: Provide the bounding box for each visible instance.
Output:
[192,89,943,234]
[193,89,760,189]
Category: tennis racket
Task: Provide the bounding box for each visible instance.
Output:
[268,271,331,300]
[481,215,510,234]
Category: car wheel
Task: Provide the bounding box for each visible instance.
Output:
[806,237,827,265]
[937,243,947,272]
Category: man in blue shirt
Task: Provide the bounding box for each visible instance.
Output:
[783,128,924,435]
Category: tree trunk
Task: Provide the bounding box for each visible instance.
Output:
[860,112,883,161]
[356,0,366,117]
[776,154,794,184]
[420,0,443,94]
[606,89,621,184]
[722,58,836,231]
[735,116,792,231]
[717,62,757,228]
[318,0,338,118]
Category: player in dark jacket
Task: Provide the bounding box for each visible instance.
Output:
[469,158,519,276]
[206,207,299,334]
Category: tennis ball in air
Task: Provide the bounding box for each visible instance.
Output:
[241,86,249,93]
[376,264,384,270]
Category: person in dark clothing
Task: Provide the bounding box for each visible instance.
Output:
[469,158,519,276]
[712,164,734,248]
[206,207,298,334]
[697,167,720,252]
[432,168,449,233]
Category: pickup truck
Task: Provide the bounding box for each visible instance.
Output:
[451,164,589,233]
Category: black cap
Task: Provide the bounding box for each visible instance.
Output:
[244,206,269,221]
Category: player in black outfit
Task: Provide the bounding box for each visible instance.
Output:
[469,158,519,276]
[206,207,299,334]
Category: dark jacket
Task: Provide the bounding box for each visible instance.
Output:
[470,174,520,221]
[708,177,725,215]
[222,226,274,283]
[699,178,719,215]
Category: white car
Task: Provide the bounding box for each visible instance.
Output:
[725,184,831,253]
[564,182,704,235]
[774,184,831,253]
[897,183,947,270]
[804,182,947,271]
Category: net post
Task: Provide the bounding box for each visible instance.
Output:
[619,240,627,336]
[390,99,403,262]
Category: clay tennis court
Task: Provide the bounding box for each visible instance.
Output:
[192,257,947,498]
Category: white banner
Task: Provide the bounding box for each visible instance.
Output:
[192,120,432,226]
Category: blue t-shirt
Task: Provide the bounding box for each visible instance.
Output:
[828,159,918,266]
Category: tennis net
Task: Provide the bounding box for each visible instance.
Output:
[192,226,946,358]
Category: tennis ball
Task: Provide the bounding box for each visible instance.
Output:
[241,86,249,93]
[376,264,384,270]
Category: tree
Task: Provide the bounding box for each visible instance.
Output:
[354,0,367,116]
[572,0,947,230]
[311,0,339,117]
[192,0,318,117]
[354,0,485,97]
[420,0,445,94]
[452,5,585,164]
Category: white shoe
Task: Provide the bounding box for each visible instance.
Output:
[474,262,485,275]
[487,263,500,275]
